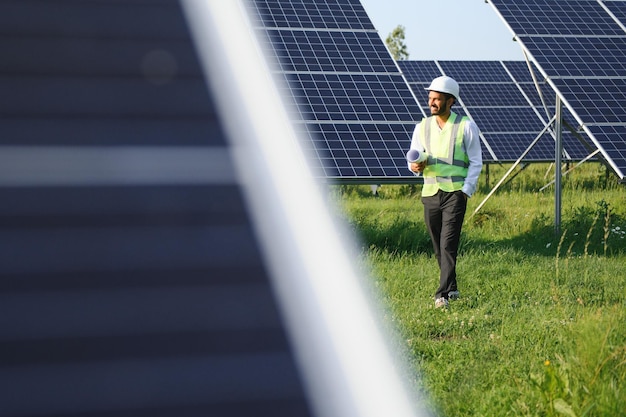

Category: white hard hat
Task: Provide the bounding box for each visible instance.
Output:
[425,76,459,100]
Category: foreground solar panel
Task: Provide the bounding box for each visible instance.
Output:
[0,1,425,416]
[487,0,626,182]
[398,60,595,164]
[248,0,424,182]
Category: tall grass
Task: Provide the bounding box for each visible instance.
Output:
[332,163,626,417]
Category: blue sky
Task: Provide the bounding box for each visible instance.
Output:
[359,0,524,61]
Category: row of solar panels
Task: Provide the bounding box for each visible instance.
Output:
[249,0,625,183]
[488,0,626,182]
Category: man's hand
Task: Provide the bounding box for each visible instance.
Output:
[410,161,426,173]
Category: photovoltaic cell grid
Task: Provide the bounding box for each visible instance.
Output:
[491,0,623,36]
[281,73,418,122]
[488,0,626,181]
[265,30,397,73]
[249,0,375,30]
[504,60,539,83]
[520,36,626,78]
[605,1,626,26]
[249,0,423,182]
[398,60,592,163]
[551,78,626,124]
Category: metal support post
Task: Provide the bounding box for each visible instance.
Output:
[555,95,563,235]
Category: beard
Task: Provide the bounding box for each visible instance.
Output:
[430,102,448,116]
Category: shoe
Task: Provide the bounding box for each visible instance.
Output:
[449,290,460,300]
[435,297,449,308]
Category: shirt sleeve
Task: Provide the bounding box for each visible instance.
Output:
[407,122,424,175]
[461,120,483,197]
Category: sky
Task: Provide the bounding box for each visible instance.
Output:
[359,0,525,61]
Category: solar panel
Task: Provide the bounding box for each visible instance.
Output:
[250,0,375,30]
[296,122,412,177]
[490,0,623,36]
[458,83,533,107]
[516,82,556,108]
[552,78,626,124]
[280,72,418,121]
[439,60,513,83]
[482,132,558,162]
[262,29,397,73]
[521,36,626,77]
[0,1,313,415]
[471,107,547,133]
[249,0,423,182]
[397,60,441,83]
[502,60,539,83]
[588,125,626,161]
[488,0,626,181]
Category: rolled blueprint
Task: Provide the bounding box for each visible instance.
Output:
[406,148,428,163]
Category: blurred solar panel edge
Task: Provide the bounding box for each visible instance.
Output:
[0,1,426,417]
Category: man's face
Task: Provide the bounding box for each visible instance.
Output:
[428,91,452,116]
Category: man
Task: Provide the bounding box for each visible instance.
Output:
[407,76,482,309]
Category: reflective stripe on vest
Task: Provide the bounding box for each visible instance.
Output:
[419,112,469,196]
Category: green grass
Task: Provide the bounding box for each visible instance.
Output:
[332,163,626,417]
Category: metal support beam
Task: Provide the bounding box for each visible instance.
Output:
[539,149,600,192]
[555,96,562,235]
[471,115,556,217]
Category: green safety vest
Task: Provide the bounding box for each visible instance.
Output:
[419,112,469,197]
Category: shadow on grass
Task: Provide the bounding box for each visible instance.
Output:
[347,215,433,255]
[348,201,625,259]
[466,201,626,258]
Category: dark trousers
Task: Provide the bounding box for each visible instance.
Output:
[422,190,467,299]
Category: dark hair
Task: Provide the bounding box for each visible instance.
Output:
[443,93,456,106]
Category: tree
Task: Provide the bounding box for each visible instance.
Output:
[385,25,409,61]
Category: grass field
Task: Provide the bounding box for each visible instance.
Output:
[332,163,625,417]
